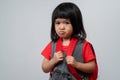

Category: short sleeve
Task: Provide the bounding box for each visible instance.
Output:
[82,40,96,62]
[41,42,52,60]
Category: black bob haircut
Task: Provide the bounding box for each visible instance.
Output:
[51,2,86,42]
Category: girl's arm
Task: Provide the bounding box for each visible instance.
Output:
[42,51,64,73]
[74,60,95,73]
[41,58,57,73]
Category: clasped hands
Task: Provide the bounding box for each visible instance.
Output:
[52,51,77,67]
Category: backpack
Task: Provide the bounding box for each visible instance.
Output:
[49,40,97,80]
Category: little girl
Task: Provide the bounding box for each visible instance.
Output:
[41,2,98,80]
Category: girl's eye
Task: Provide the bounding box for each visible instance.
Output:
[55,21,60,24]
[65,21,70,24]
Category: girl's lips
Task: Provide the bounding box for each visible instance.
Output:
[58,31,65,35]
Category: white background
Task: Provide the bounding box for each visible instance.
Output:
[0,0,120,80]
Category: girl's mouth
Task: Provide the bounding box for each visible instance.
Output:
[58,31,66,36]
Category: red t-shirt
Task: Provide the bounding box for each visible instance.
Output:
[41,40,95,62]
[41,40,98,80]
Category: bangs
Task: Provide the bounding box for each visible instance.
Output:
[53,9,71,19]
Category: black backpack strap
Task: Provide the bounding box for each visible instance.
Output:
[52,42,56,57]
[72,39,84,62]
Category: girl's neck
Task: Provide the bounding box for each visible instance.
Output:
[62,38,71,46]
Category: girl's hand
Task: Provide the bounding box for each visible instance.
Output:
[52,51,64,63]
[66,56,77,67]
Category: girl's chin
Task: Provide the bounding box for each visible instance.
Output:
[59,37,70,39]
[59,36,66,38]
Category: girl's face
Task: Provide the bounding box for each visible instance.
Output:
[55,18,73,39]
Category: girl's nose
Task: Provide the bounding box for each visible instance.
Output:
[59,24,65,29]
